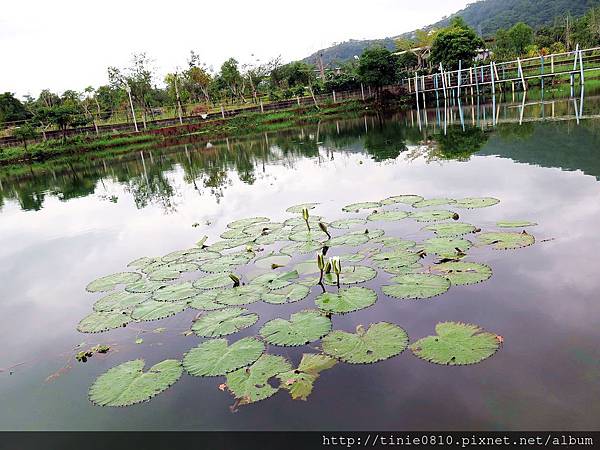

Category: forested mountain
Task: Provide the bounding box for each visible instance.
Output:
[303,0,600,66]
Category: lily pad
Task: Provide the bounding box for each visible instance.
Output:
[289,229,329,242]
[283,216,323,227]
[226,354,292,404]
[410,210,456,222]
[294,260,320,275]
[322,322,408,364]
[371,236,416,250]
[329,218,366,229]
[424,222,476,237]
[193,273,235,290]
[478,232,535,250]
[250,270,299,290]
[342,201,380,212]
[432,262,492,286]
[280,240,323,255]
[220,227,255,240]
[372,249,420,270]
[380,194,424,205]
[326,231,370,246]
[93,291,148,312]
[454,197,499,209]
[412,198,456,208]
[367,210,409,221]
[200,252,253,273]
[86,272,142,293]
[259,310,331,346]
[422,237,472,258]
[183,337,265,377]
[242,221,284,236]
[125,280,166,294]
[227,216,270,229]
[89,359,182,407]
[286,203,319,213]
[410,322,500,365]
[255,227,293,245]
[127,257,160,270]
[216,285,266,306]
[192,307,259,337]
[262,284,311,304]
[161,248,204,263]
[77,311,131,333]
[496,221,538,228]
[277,354,337,401]
[147,262,199,281]
[187,290,224,310]
[152,282,199,302]
[383,262,423,275]
[383,274,450,299]
[131,301,187,321]
[209,237,256,252]
[323,265,377,285]
[254,252,291,269]
[315,287,377,314]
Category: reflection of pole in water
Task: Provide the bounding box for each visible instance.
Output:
[264,132,269,149]
[476,96,480,127]
[336,121,340,135]
[149,151,154,165]
[140,151,149,188]
[492,95,497,127]
[519,90,527,125]
[226,137,231,152]
[458,98,465,131]
[443,100,448,136]
[364,116,368,133]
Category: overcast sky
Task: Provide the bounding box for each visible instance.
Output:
[1,0,470,98]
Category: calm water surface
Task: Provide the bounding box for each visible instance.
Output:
[1,93,600,430]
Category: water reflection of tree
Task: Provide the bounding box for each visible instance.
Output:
[432,126,490,161]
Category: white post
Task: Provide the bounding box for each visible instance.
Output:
[125,84,139,132]
[333,91,336,103]
[296,96,300,106]
[260,99,264,113]
[457,60,462,98]
[579,49,585,85]
[221,105,225,118]
[517,58,526,91]
[174,72,183,124]
[361,83,365,100]
[439,64,447,100]
[414,72,419,107]
[490,62,495,95]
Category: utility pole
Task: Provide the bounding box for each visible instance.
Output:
[125,83,139,132]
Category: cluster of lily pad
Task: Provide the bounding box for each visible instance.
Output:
[81,194,536,407]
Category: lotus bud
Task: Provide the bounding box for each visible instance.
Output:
[317,253,325,271]
[302,207,309,221]
[332,257,341,275]
[324,261,332,274]
[229,273,240,287]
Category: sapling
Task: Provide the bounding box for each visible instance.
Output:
[302,207,311,231]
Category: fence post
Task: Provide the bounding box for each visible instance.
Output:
[296,96,300,106]
[221,105,225,119]
[361,83,365,101]
[333,91,336,103]
[457,60,462,98]
[414,72,419,108]
[517,58,526,91]
[490,62,495,96]
[579,49,585,85]
[540,56,545,91]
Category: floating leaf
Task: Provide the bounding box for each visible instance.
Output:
[372,249,420,270]
[192,307,259,337]
[322,322,408,364]
[86,272,141,293]
[161,248,204,263]
[342,201,380,212]
[380,194,424,205]
[255,227,293,245]
[277,354,337,401]
[432,261,492,286]
[209,237,256,252]
[135,338,144,344]
[125,280,166,293]
[383,262,423,275]
[254,252,291,269]
[337,248,379,263]
[422,237,472,258]
[383,274,450,299]
[286,203,319,213]
[329,218,366,229]
[242,221,284,236]
[131,301,187,321]
[410,210,456,222]
[294,260,320,275]
[200,252,253,273]
[424,222,476,237]
[89,359,182,406]
[326,231,370,246]
[93,291,148,312]
[289,229,328,242]
[187,250,222,263]
[147,262,199,281]
[323,265,377,285]
[250,270,299,290]
[410,322,500,365]
[152,282,199,302]
[412,198,455,208]
[315,287,377,314]
[496,221,538,228]
[280,240,323,255]
[478,232,535,250]
[77,311,131,333]
[283,216,323,227]
[217,285,266,306]
[193,273,235,290]
[371,236,416,250]
[262,284,311,304]
[367,210,408,221]
[127,257,160,270]
[259,310,331,346]
[454,197,499,209]
[227,217,270,229]
[226,354,292,404]
[183,337,265,377]
[187,290,224,310]
[220,227,255,239]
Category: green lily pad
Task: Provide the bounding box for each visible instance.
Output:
[208,237,256,252]
[262,284,311,304]
[89,359,183,407]
[220,227,255,240]
[367,210,409,221]
[412,198,456,208]
[161,248,205,263]
[383,274,450,299]
[294,260,320,275]
[86,272,142,293]
[337,248,380,263]
[424,222,477,237]
[342,201,380,212]
[410,322,500,365]
[327,231,370,246]
[152,282,199,302]
[192,307,259,337]
[131,301,187,321]
[372,249,420,269]
[193,273,235,290]
[410,210,456,222]
[422,237,472,258]
[283,216,323,227]
[250,270,299,290]
[254,252,291,269]
[186,250,222,263]
[478,232,535,250]
[277,354,337,401]
[77,311,131,333]
[496,221,538,228]
[93,291,148,312]
[259,310,331,346]
[127,257,160,270]
[315,287,377,314]
[216,285,266,306]
[323,265,377,285]
[365,228,385,239]
[200,252,253,273]
[147,262,199,281]
[280,240,324,255]
[226,354,292,404]
[286,203,319,213]
[227,216,270,229]
[329,218,366,229]
[371,236,416,250]
[242,222,284,236]
[380,194,424,205]
[187,290,224,310]
[322,322,408,364]
[432,262,492,286]
[382,262,423,275]
[454,197,499,209]
[289,229,329,242]
[183,337,265,377]
[125,280,166,294]
[255,227,294,245]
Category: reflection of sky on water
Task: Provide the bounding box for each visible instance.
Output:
[1,106,600,430]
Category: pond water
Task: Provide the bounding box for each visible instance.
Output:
[1,92,600,431]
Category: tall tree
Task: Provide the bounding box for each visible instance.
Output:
[430,18,483,69]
